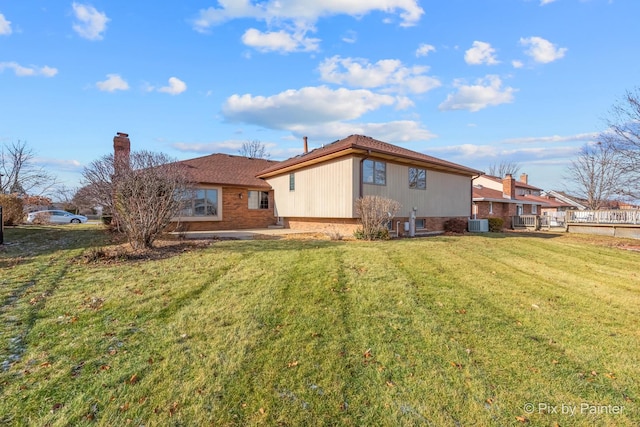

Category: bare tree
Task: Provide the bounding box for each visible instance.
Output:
[52,184,80,213]
[82,150,191,250]
[238,140,270,159]
[565,141,624,210]
[604,87,640,200]
[81,155,118,222]
[355,195,401,240]
[486,161,521,178]
[0,140,58,195]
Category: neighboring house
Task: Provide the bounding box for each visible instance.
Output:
[257,135,482,234]
[472,173,544,227]
[113,133,482,234]
[543,190,588,211]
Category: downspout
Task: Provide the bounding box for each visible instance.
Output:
[471,173,484,218]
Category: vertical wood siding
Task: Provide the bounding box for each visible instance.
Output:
[266,157,357,218]
[362,162,471,218]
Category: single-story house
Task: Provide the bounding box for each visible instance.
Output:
[472,173,544,227]
[113,133,482,234]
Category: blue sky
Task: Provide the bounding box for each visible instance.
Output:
[1,0,638,194]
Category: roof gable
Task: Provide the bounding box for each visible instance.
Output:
[176,153,278,188]
[257,135,482,177]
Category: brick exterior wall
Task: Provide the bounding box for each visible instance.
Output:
[170,187,277,231]
[285,218,361,235]
[285,216,466,236]
[389,216,469,235]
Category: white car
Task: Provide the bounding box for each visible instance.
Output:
[26,210,88,224]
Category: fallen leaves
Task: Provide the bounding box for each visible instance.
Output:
[287,360,299,368]
[128,373,139,385]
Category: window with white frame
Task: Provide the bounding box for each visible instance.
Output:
[181,189,218,217]
[248,191,269,210]
[289,173,295,191]
[416,218,426,229]
[363,159,386,185]
[489,201,493,214]
[409,167,426,190]
[531,204,537,214]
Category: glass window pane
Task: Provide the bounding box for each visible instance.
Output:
[194,189,206,215]
[374,161,386,185]
[260,191,269,209]
[363,160,374,183]
[205,189,217,215]
[248,191,258,209]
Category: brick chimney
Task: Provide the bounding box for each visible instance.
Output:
[503,174,516,199]
[113,132,130,166]
[303,136,308,154]
[520,173,528,184]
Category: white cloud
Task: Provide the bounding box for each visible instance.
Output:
[222,86,399,129]
[72,3,109,41]
[416,43,436,57]
[503,132,599,144]
[241,28,320,53]
[192,0,424,33]
[318,56,441,94]
[158,77,187,95]
[173,139,279,154]
[96,74,129,92]
[512,60,524,69]
[293,120,436,143]
[429,144,578,162]
[540,0,557,5]
[520,36,567,63]
[0,13,12,35]
[0,62,58,77]
[342,30,357,44]
[439,75,516,112]
[465,41,500,65]
[34,157,83,172]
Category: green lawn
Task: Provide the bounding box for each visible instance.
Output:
[1,225,639,426]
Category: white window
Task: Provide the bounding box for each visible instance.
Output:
[248,191,269,210]
[181,189,218,217]
[489,201,493,214]
[416,219,426,229]
[532,204,537,214]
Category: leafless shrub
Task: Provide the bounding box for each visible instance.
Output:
[82,150,191,250]
[444,218,467,234]
[354,196,401,240]
[325,225,344,241]
[0,194,24,225]
[29,212,52,225]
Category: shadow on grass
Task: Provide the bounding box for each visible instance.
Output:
[0,225,113,268]
[465,231,565,239]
